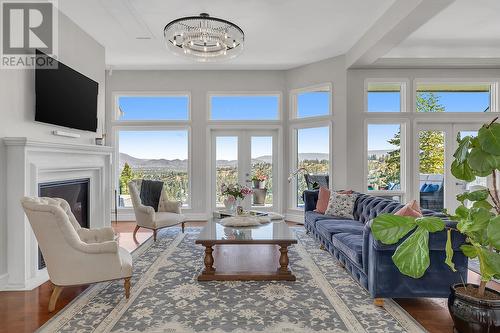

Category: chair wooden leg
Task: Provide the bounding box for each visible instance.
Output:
[373,298,384,307]
[124,277,131,299]
[48,286,63,312]
[133,225,140,242]
[181,222,185,233]
[153,229,157,242]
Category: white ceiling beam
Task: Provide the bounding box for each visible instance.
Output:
[345,0,455,69]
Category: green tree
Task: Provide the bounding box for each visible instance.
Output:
[382,92,445,187]
[119,162,134,195]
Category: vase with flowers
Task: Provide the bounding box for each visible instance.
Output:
[220,183,253,214]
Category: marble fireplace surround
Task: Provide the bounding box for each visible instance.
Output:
[1,137,113,290]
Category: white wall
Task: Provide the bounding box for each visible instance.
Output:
[106,70,286,216]
[0,11,105,280]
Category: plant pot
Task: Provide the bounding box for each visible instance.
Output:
[253,188,267,206]
[252,180,266,189]
[448,283,500,333]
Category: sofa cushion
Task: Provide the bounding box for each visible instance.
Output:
[316,220,364,241]
[305,211,346,228]
[331,232,363,266]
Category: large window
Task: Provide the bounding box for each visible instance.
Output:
[117,95,189,120]
[118,130,190,208]
[210,95,280,120]
[415,83,493,112]
[291,84,331,119]
[294,126,330,207]
[367,124,402,194]
[366,82,403,112]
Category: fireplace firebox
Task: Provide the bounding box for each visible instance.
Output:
[37,178,90,269]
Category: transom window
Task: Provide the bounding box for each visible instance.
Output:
[116,95,190,121]
[366,82,404,112]
[209,94,280,120]
[291,84,331,119]
[415,82,494,112]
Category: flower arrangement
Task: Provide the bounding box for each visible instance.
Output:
[220,183,253,200]
[251,174,268,182]
[251,164,269,183]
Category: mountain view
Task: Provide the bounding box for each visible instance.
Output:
[120,152,330,171]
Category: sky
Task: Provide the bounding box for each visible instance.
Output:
[118,92,489,161]
[119,96,189,120]
[119,130,188,160]
[211,96,279,120]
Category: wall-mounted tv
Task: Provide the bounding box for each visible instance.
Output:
[35,50,98,132]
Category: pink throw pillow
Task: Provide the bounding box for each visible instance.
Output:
[394,200,422,217]
[314,187,331,214]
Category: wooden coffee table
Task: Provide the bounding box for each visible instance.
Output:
[195,219,297,281]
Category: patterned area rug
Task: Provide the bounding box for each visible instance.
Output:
[38,227,426,333]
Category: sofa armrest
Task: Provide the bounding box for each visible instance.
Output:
[362,219,465,273]
[303,190,319,212]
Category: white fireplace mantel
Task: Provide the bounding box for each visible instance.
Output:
[2,137,113,290]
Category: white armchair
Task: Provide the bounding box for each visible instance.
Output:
[129,180,186,242]
[20,197,132,312]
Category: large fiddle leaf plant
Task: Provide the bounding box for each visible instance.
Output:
[372,118,500,297]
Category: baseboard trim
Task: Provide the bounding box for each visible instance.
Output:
[114,212,209,222]
[0,272,8,290]
[0,269,49,291]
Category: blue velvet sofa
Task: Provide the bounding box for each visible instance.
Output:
[303,190,468,299]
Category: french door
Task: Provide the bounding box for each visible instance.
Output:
[211,129,279,211]
[415,123,487,212]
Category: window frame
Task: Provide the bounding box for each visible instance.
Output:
[288,121,333,210]
[114,125,193,209]
[413,78,499,114]
[364,119,407,201]
[207,91,282,122]
[289,83,333,120]
[112,91,192,123]
[364,79,408,113]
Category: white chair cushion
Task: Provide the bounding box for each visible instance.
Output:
[154,212,185,228]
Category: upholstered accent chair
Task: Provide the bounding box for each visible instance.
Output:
[20,197,133,312]
[128,180,185,242]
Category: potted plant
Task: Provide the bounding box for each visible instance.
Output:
[371,118,500,333]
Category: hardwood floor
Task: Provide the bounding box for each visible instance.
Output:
[0,220,497,333]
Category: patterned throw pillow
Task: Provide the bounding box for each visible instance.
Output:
[325,192,358,219]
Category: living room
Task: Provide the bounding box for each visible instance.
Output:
[1,0,500,332]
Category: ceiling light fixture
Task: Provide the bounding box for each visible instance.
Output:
[164,13,244,62]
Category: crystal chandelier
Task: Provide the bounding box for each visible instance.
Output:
[164,13,244,62]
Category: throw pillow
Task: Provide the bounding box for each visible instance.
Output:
[325,192,358,219]
[394,199,422,217]
[314,187,331,214]
[420,183,428,192]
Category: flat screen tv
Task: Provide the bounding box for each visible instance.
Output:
[35,50,98,132]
